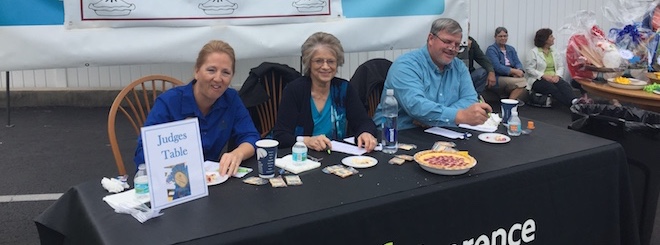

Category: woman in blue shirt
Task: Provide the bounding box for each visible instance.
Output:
[273,32,378,152]
[134,40,259,176]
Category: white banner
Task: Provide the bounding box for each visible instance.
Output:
[0,0,468,71]
[66,0,342,29]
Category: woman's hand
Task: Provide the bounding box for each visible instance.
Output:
[511,69,524,78]
[218,151,244,176]
[303,135,332,152]
[356,132,378,152]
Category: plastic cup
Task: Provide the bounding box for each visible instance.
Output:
[500,99,519,124]
[255,139,278,178]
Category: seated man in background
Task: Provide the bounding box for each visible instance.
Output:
[457,23,496,95]
[373,18,492,130]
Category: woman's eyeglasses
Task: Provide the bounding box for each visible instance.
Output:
[312,58,337,67]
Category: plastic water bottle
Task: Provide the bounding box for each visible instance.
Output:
[382,89,398,154]
[507,107,522,136]
[134,164,149,201]
[292,136,307,166]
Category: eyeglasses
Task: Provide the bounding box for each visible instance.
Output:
[431,32,461,51]
[312,58,337,67]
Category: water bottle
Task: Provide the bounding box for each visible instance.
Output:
[134,164,150,201]
[382,89,398,154]
[507,107,522,136]
[292,136,307,166]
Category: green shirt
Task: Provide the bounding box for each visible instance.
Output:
[540,47,556,75]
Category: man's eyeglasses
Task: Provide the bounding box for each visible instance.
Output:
[312,58,337,67]
[431,32,461,51]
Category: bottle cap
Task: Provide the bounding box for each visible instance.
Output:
[386,89,394,96]
[296,136,304,142]
[527,121,535,129]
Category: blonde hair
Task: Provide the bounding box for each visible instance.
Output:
[195,40,236,73]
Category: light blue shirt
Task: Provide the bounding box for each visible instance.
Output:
[373,45,477,130]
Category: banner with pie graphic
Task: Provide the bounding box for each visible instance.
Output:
[0,0,468,70]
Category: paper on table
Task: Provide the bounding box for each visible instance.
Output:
[343,137,383,151]
[458,114,502,133]
[424,127,467,139]
[330,140,367,155]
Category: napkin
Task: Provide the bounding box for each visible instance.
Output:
[103,190,163,223]
[458,114,502,133]
[101,177,129,193]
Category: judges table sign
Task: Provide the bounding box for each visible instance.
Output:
[141,118,208,210]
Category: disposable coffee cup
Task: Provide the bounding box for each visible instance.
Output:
[500,99,519,123]
[255,139,278,178]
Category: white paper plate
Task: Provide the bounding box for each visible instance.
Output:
[654,90,660,95]
[341,156,378,168]
[205,172,229,186]
[606,78,647,90]
[478,133,511,144]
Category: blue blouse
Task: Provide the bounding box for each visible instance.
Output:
[133,80,259,172]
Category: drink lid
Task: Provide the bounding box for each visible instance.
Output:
[527,121,535,129]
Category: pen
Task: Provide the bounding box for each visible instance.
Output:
[326,148,331,155]
[479,95,491,117]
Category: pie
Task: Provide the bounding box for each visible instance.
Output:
[414,150,476,170]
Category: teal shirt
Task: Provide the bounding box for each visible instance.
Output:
[311,95,333,136]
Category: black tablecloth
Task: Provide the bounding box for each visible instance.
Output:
[35,121,640,245]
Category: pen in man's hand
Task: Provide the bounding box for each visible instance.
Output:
[479,95,491,117]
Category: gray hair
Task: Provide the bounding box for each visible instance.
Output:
[430,18,463,36]
[494,27,508,37]
[300,32,345,76]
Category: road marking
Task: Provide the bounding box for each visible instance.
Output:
[0,193,63,202]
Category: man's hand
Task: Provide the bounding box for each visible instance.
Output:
[487,71,496,88]
[455,103,492,126]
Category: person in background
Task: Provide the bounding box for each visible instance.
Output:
[373,18,492,130]
[525,28,586,107]
[457,23,496,95]
[273,32,378,152]
[485,27,528,102]
[134,40,259,176]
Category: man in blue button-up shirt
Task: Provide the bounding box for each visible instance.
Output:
[373,18,492,130]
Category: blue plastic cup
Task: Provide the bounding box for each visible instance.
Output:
[500,99,519,124]
[255,139,278,178]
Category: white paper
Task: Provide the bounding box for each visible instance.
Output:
[330,140,367,155]
[342,137,382,151]
[424,127,468,139]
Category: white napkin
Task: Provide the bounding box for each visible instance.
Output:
[103,190,163,223]
[101,177,129,193]
[458,114,502,133]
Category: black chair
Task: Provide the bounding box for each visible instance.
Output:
[349,58,392,117]
[239,62,301,138]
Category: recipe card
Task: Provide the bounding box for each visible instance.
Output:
[141,118,208,210]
